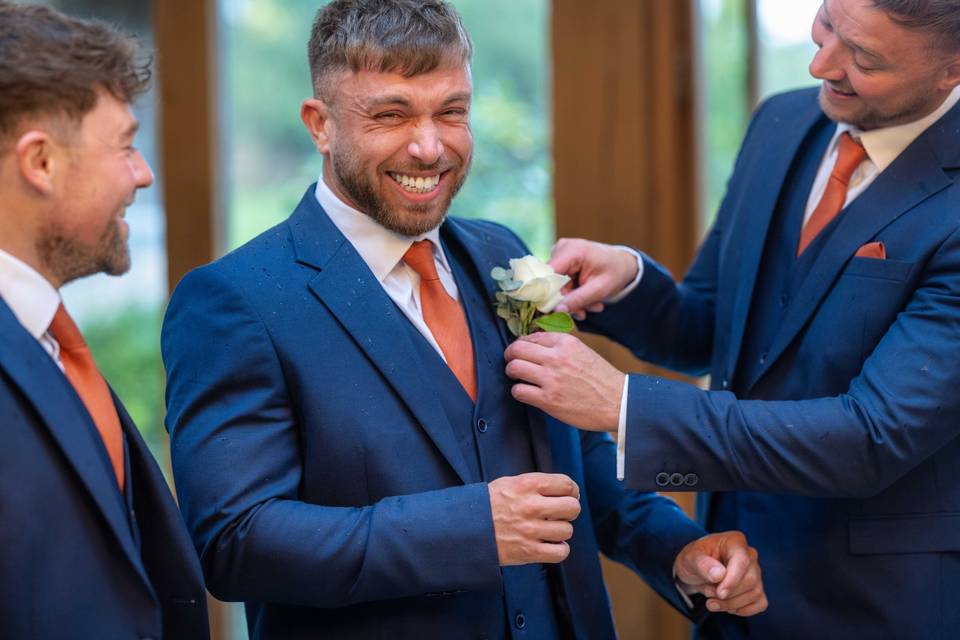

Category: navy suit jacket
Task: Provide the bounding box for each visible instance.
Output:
[0,299,208,639]
[162,188,710,639]
[588,88,960,638]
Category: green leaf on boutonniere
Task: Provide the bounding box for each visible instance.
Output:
[534,312,575,334]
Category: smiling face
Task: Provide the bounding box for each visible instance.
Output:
[304,63,473,236]
[39,88,154,285]
[809,0,960,130]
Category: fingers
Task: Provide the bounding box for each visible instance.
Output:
[503,337,555,366]
[695,555,727,585]
[548,238,586,277]
[534,473,580,499]
[536,519,575,543]
[490,473,581,566]
[533,541,571,564]
[504,358,544,385]
[707,583,766,614]
[555,278,611,315]
[532,495,581,521]
[731,593,768,617]
[511,382,545,411]
[716,546,751,599]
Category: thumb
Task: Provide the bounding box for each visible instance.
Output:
[556,278,609,314]
[681,554,726,585]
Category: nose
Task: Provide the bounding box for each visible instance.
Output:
[808,35,844,82]
[407,119,444,165]
[133,149,154,189]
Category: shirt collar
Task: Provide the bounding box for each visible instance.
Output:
[313,175,448,282]
[833,84,960,172]
[0,249,60,340]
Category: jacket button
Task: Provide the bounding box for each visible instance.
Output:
[684,473,699,487]
[476,418,488,433]
[669,473,684,487]
[721,379,729,389]
[515,613,526,629]
[655,472,670,487]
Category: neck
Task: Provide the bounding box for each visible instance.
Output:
[0,225,60,290]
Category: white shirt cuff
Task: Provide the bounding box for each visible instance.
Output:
[616,375,628,481]
[675,580,696,610]
[605,247,645,304]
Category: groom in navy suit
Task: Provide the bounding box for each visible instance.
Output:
[162,1,767,638]
[506,0,960,638]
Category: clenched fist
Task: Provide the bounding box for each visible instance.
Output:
[488,473,581,566]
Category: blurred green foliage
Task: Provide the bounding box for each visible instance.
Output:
[84,306,168,467]
[223,0,553,257]
[701,0,750,228]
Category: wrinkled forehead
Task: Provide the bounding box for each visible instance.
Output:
[328,62,472,108]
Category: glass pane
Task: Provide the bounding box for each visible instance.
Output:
[27,0,169,461]
[757,0,821,98]
[697,0,750,227]
[221,0,552,256]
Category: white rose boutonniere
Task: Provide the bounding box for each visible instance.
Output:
[491,255,576,337]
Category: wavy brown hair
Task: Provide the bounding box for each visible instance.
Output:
[873,0,960,52]
[0,1,151,147]
[307,0,472,101]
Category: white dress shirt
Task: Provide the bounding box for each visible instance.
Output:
[613,85,960,481]
[0,249,63,369]
[804,85,960,224]
[314,177,459,361]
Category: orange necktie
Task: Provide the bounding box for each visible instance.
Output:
[403,240,477,401]
[49,304,125,490]
[797,132,868,256]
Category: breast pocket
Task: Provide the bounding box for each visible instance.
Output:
[842,257,914,282]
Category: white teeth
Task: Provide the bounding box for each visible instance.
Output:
[390,172,441,194]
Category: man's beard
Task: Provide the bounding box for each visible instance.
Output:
[37,217,130,285]
[820,82,940,130]
[330,146,469,236]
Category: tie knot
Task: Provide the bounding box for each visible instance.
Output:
[403,240,440,281]
[48,303,85,350]
[832,132,868,185]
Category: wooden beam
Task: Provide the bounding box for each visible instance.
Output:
[154,2,225,638]
[155,0,221,293]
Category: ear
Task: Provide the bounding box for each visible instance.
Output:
[14,130,58,195]
[301,98,334,154]
[940,54,960,91]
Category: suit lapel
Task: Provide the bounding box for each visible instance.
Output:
[0,301,153,596]
[291,189,474,484]
[746,113,956,392]
[441,219,554,472]
[723,98,829,381]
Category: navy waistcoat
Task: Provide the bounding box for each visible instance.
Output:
[714,118,837,533]
[399,235,571,640]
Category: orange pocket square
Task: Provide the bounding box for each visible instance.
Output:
[855,241,886,260]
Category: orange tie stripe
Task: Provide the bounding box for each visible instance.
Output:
[403,240,477,402]
[797,132,868,256]
[49,304,125,490]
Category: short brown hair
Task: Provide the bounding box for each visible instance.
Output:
[0,1,151,146]
[307,0,472,100]
[872,0,960,52]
